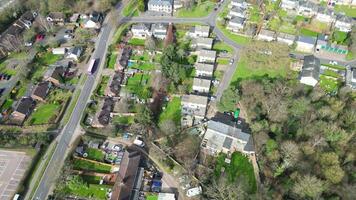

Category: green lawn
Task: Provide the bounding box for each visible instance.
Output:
[319,75,340,94]
[249,5,262,23]
[300,28,319,37]
[126,73,151,99]
[159,97,181,125]
[346,52,354,60]
[112,23,130,44]
[73,159,112,173]
[294,15,310,23]
[332,31,349,45]
[28,103,61,125]
[1,99,14,111]
[213,42,234,53]
[334,5,356,17]
[107,53,117,69]
[122,0,139,17]
[214,152,256,193]
[213,70,224,80]
[322,64,346,70]
[132,62,156,71]
[37,52,61,65]
[323,69,341,78]
[128,38,145,46]
[131,52,150,62]
[96,76,110,96]
[146,195,158,200]
[15,82,28,99]
[66,180,110,200]
[86,148,105,162]
[176,1,215,18]
[112,115,135,125]
[81,175,102,184]
[217,58,230,65]
[231,58,288,83]
[217,23,251,45]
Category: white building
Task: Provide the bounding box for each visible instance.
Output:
[66,47,82,61]
[297,1,318,17]
[148,0,173,14]
[192,37,214,49]
[277,33,296,45]
[187,25,210,38]
[151,23,167,39]
[335,15,353,32]
[296,36,316,53]
[181,94,208,120]
[192,78,211,93]
[52,47,67,55]
[316,7,335,24]
[280,0,299,10]
[300,55,320,87]
[131,23,151,39]
[227,6,247,19]
[257,29,276,41]
[230,0,248,9]
[227,16,245,32]
[197,50,217,63]
[195,63,214,77]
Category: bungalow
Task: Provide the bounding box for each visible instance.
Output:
[52,47,67,55]
[277,32,296,45]
[230,0,248,9]
[298,1,318,17]
[151,23,167,39]
[187,25,210,38]
[31,81,52,102]
[47,12,65,25]
[192,78,211,93]
[197,50,217,64]
[195,63,214,77]
[280,0,299,10]
[227,6,247,19]
[335,15,353,32]
[316,7,335,24]
[147,0,173,14]
[44,66,66,86]
[181,94,208,121]
[300,55,320,87]
[257,29,276,42]
[83,11,103,29]
[131,23,151,39]
[192,37,214,50]
[66,47,82,61]
[201,119,255,156]
[227,17,245,32]
[10,97,36,124]
[296,36,317,53]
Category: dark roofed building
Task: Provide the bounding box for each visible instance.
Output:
[44,66,66,86]
[111,149,142,200]
[10,97,36,124]
[300,55,320,87]
[98,97,114,126]
[47,12,65,25]
[31,81,52,102]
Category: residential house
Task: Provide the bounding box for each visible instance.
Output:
[181,94,208,121]
[296,36,317,53]
[83,11,103,29]
[335,14,353,32]
[147,0,173,14]
[66,47,82,61]
[201,119,255,156]
[131,23,151,39]
[277,32,296,45]
[300,55,320,86]
[257,29,276,41]
[52,47,67,55]
[192,37,213,50]
[227,17,245,32]
[280,0,299,10]
[192,78,211,93]
[230,0,248,9]
[227,6,247,19]
[111,149,143,200]
[195,63,214,77]
[187,25,210,38]
[316,7,335,24]
[329,0,356,6]
[151,23,167,39]
[31,81,52,102]
[46,12,65,25]
[44,66,66,86]
[197,50,217,64]
[298,1,318,17]
[346,66,356,90]
[173,0,183,11]
[10,97,36,124]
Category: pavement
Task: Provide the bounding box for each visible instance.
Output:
[0,150,31,200]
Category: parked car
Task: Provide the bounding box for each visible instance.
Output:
[329,61,338,65]
[229,58,234,65]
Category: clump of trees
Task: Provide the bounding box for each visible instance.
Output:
[219,77,355,199]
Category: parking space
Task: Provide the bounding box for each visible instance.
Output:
[0,150,31,200]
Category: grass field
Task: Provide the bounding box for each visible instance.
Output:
[1,99,14,111]
[107,53,117,69]
[319,75,340,93]
[73,159,112,173]
[146,195,158,200]
[28,103,60,125]
[96,76,110,96]
[86,148,105,162]
[176,1,215,18]
[66,179,110,200]
[213,42,234,53]
[131,52,150,61]
[300,28,319,37]
[159,97,181,125]
[81,175,102,184]
[214,152,256,193]
[112,23,130,44]
[217,58,230,65]
[217,23,251,45]
[37,52,61,65]
[122,0,139,17]
[126,73,151,99]
[128,38,145,46]
[332,31,349,45]
[334,5,356,17]
[132,62,156,71]
[112,115,135,125]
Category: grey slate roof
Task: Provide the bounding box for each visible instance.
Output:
[298,36,317,45]
[230,16,245,24]
[15,97,35,115]
[301,55,320,79]
[148,0,173,6]
[207,120,251,143]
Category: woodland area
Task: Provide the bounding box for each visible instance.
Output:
[220,77,355,199]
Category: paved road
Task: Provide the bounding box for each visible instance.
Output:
[31,3,124,200]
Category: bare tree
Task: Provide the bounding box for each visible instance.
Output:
[159,119,177,135]
[203,178,248,200]
[293,175,325,199]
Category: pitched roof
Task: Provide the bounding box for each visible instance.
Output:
[199,49,217,59]
[45,66,65,81]
[194,25,210,33]
[298,36,317,45]
[193,78,211,88]
[207,120,251,143]
[196,37,213,46]
[181,94,208,106]
[301,55,320,79]
[194,63,214,73]
[148,0,173,6]
[48,12,65,20]
[14,97,35,115]
[230,16,245,24]
[32,81,51,99]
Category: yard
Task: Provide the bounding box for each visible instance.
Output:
[106,53,117,69]
[86,148,105,162]
[96,76,110,96]
[126,73,151,99]
[214,152,256,193]
[131,52,150,62]
[159,97,181,125]
[146,195,158,200]
[176,1,215,18]
[122,0,139,17]
[217,58,230,65]
[27,103,61,125]
[131,62,156,71]
[128,38,145,46]
[112,115,135,125]
[0,99,14,111]
[65,175,110,200]
[73,158,112,173]
[217,23,251,45]
[319,75,340,94]
[300,28,319,37]
[332,31,349,45]
[334,5,356,17]
[213,42,234,53]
